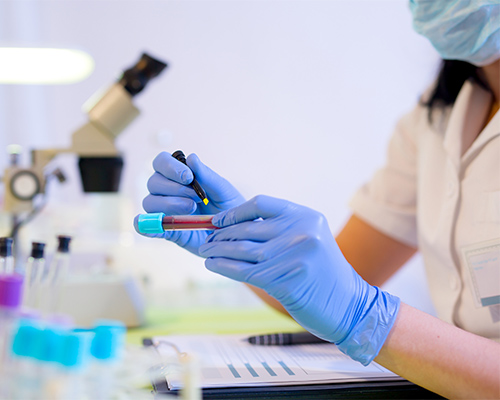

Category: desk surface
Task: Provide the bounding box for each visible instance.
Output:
[127,304,302,346]
[128,301,444,399]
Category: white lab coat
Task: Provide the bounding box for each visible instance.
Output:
[350,80,500,340]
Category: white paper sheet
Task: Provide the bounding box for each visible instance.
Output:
[152,334,402,389]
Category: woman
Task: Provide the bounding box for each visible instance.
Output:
[136,1,500,398]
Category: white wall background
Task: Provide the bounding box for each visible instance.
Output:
[0,0,438,313]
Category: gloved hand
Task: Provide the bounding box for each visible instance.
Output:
[134,152,245,256]
[199,195,400,365]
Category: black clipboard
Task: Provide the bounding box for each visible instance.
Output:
[144,338,444,399]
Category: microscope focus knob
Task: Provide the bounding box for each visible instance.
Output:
[9,170,41,201]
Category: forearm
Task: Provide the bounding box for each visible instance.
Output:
[246,284,289,315]
[375,302,500,399]
[336,215,416,286]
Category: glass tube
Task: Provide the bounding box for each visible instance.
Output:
[161,215,216,231]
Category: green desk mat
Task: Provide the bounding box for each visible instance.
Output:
[127,306,302,346]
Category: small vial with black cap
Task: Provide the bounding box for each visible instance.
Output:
[0,238,14,275]
[44,236,72,314]
[45,236,72,285]
[23,242,46,308]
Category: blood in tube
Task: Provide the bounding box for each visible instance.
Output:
[162,215,217,231]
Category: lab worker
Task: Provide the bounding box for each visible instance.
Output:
[136,1,500,398]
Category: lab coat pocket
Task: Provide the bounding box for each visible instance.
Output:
[474,191,500,224]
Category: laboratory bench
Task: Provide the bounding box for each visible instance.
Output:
[126,291,444,400]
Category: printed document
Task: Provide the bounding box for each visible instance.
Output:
[151,334,402,390]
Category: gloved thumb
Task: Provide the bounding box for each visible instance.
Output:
[186,153,244,205]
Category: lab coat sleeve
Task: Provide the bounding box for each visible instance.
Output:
[349,104,425,248]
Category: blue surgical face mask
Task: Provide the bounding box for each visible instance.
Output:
[409,0,500,67]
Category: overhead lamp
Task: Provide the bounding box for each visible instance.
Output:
[0,47,94,84]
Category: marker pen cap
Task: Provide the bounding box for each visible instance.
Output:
[137,213,165,234]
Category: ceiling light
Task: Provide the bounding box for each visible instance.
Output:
[0,47,94,84]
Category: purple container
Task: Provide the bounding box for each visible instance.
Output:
[0,274,24,309]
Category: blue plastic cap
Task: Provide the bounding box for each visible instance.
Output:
[91,320,126,361]
[60,334,83,367]
[12,320,42,358]
[137,213,165,234]
[58,331,91,369]
[35,327,66,363]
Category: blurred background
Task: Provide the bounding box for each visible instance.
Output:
[0,0,438,316]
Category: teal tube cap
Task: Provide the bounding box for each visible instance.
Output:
[138,213,165,234]
[91,320,126,361]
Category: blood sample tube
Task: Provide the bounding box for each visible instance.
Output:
[137,213,216,233]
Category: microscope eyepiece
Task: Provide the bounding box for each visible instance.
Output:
[119,53,167,96]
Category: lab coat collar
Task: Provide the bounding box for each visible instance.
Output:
[463,100,500,166]
[442,80,499,171]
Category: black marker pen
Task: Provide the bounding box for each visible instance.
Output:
[172,150,209,206]
[247,332,329,346]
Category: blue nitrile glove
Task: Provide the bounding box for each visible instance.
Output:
[198,195,400,365]
[134,152,245,256]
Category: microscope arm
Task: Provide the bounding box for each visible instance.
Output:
[33,82,140,166]
[5,81,142,213]
[3,53,166,215]
[72,83,139,156]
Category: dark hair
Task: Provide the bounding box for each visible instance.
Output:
[423,60,491,116]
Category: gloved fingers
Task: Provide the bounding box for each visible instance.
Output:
[143,194,198,215]
[205,220,277,243]
[245,256,306,295]
[147,172,199,200]
[152,151,194,185]
[204,247,306,290]
[200,236,291,263]
[204,256,262,283]
[169,229,208,251]
[186,153,245,206]
[213,195,291,228]
[200,240,259,263]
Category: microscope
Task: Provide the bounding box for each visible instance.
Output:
[3,52,166,216]
[2,53,167,326]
